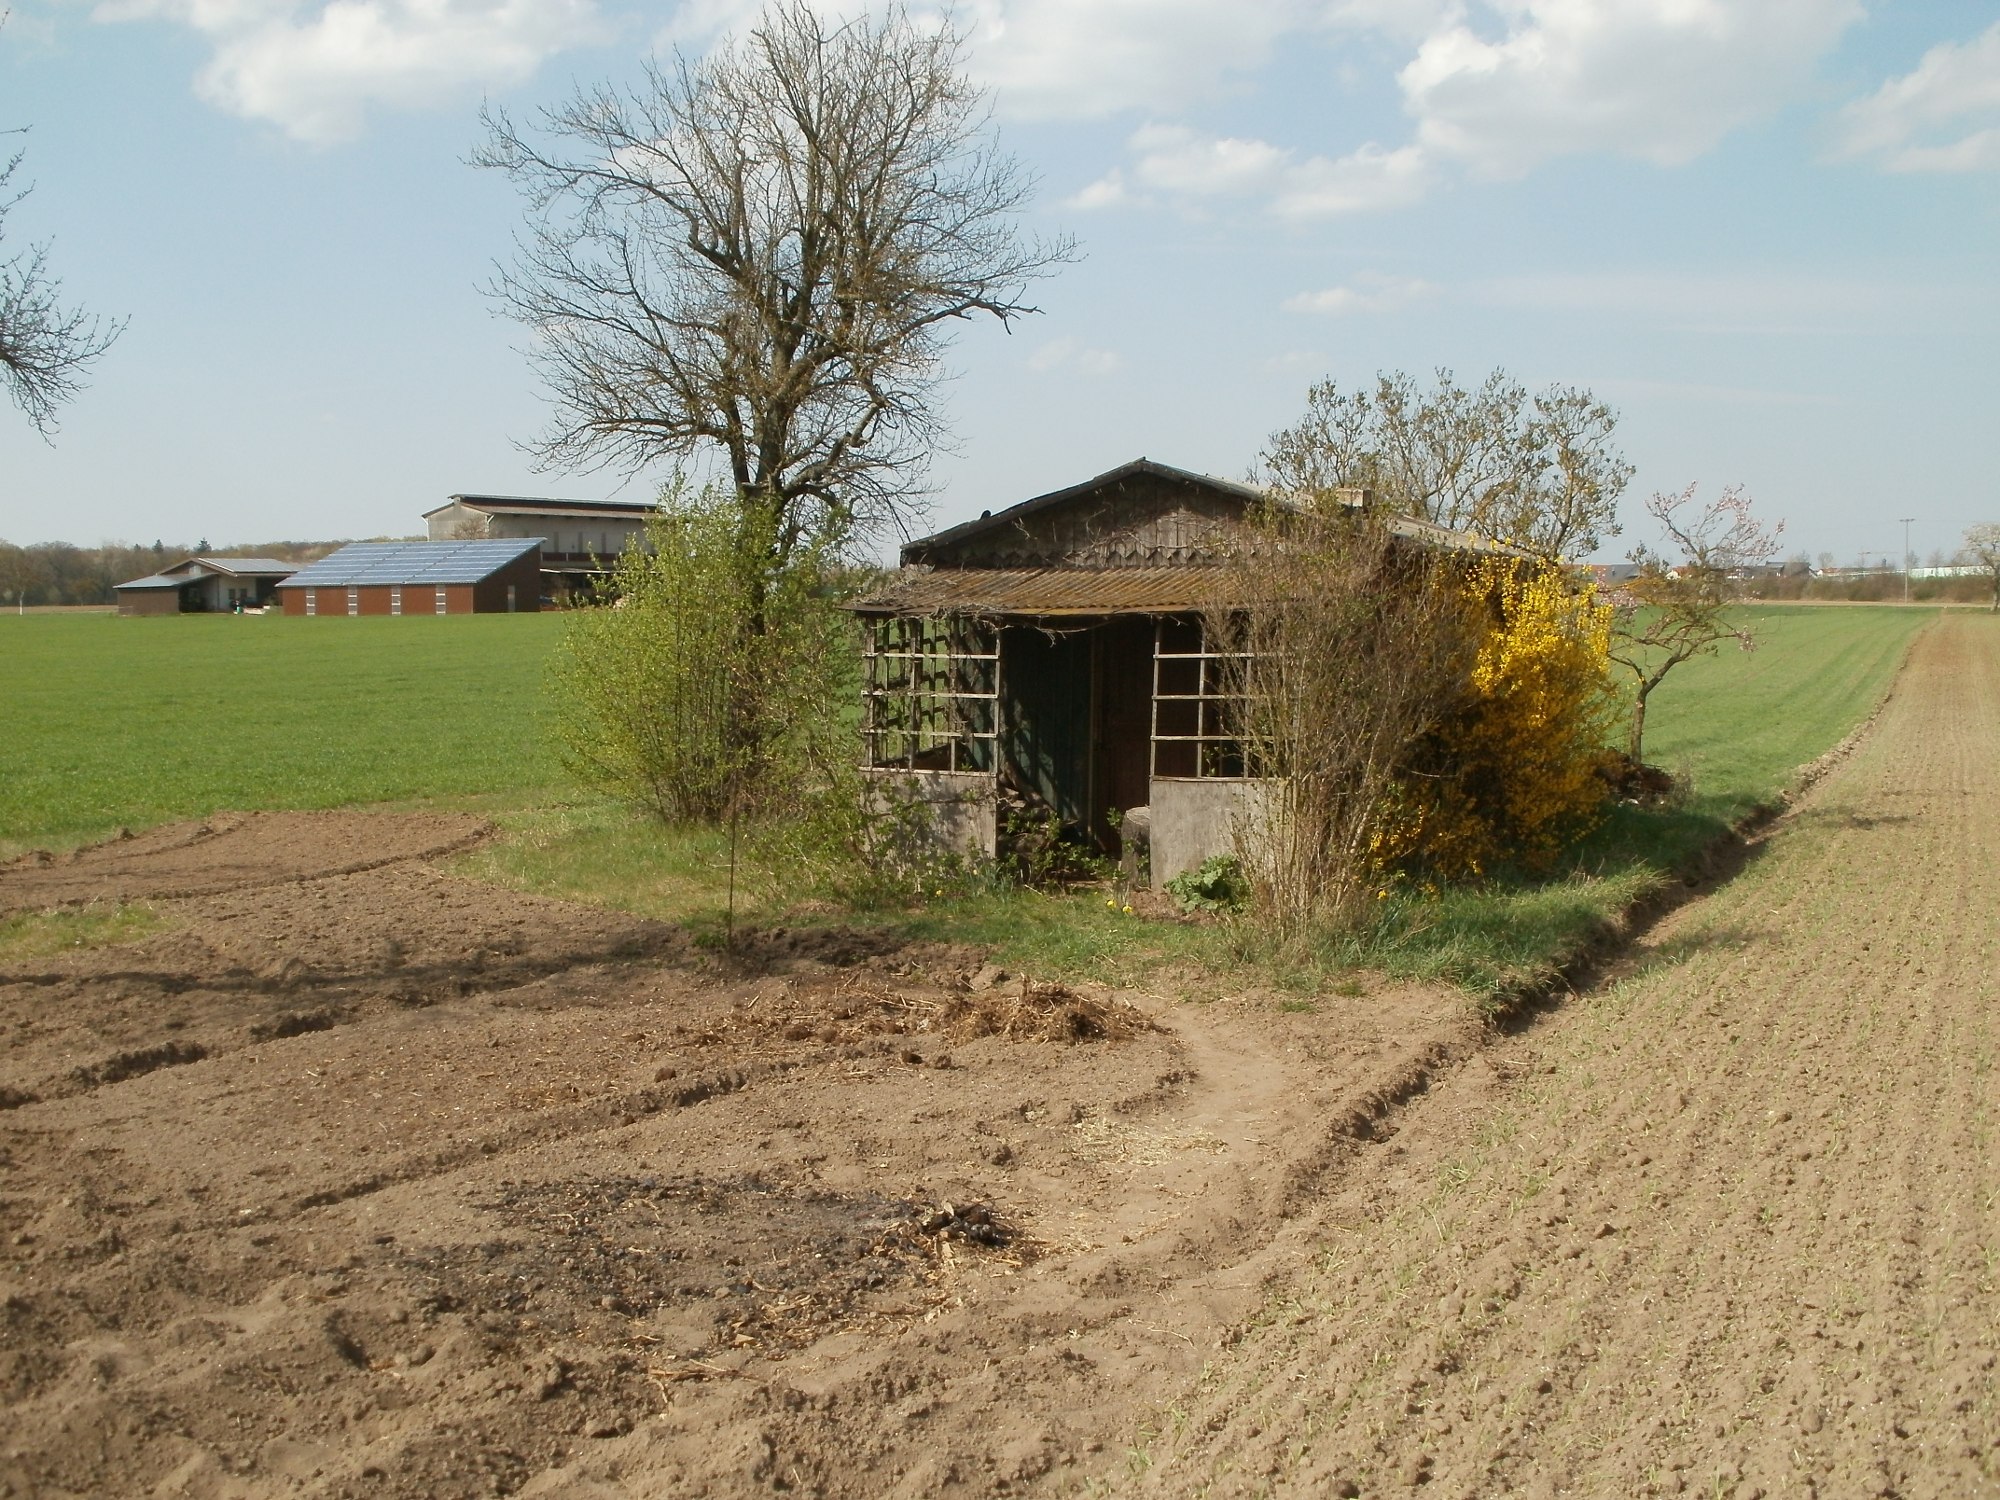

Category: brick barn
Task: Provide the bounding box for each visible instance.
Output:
[275,539,543,617]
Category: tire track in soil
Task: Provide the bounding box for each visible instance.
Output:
[1112,612,2000,1499]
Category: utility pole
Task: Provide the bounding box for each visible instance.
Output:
[1899,516,1915,604]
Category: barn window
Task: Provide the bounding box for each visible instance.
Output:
[390,585,402,616]
[506,584,517,613]
[1151,616,1251,778]
[435,587,449,615]
[862,616,999,773]
[346,587,359,616]
[304,588,317,616]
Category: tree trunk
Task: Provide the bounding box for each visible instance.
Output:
[1628,688,1650,764]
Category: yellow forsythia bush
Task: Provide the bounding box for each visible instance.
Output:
[1392,561,1617,876]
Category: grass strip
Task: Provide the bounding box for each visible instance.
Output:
[0,902,168,958]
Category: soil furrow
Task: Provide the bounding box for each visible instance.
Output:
[1112,612,2000,1499]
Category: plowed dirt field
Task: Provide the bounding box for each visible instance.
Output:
[1108,612,2000,1499]
[1,615,1994,1500]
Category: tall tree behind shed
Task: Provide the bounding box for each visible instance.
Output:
[1261,368,1632,562]
[476,1,1075,577]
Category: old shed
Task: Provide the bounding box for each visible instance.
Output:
[852,457,1515,883]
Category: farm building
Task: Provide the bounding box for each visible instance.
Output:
[851,458,1518,884]
[114,556,297,616]
[423,494,656,595]
[275,539,542,617]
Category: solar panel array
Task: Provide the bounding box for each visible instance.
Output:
[280,538,540,588]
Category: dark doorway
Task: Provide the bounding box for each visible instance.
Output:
[1001,626,1093,831]
[1092,617,1153,847]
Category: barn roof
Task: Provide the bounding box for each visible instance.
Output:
[277,538,540,588]
[186,556,297,577]
[426,494,657,521]
[114,556,297,590]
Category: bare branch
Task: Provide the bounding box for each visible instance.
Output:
[0,147,124,438]
[1964,523,2000,614]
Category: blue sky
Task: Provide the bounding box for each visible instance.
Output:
[1,0,1995,565]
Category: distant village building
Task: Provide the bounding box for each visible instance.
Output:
[275,539,542,617]
[850,458,1519,884]
[423,495,656,595]
[114,556,297,616]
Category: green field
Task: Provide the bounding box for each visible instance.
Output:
[0,613,566,853]
[1634,604,1930,821]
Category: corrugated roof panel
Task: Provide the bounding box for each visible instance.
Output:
[279,538,540,588]
[853,566,1235,617]
[114,574,188,590]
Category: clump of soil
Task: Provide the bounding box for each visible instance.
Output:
[935,975,1159,1044]
[406,1173,1029,1360]
[1594,750,1681,803]
[685,971,1157,1051]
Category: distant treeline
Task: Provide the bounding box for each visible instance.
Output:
[0,539,380,608]
[1742,568,1992,606]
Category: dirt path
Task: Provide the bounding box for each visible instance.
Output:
[1110,613,2000,1497]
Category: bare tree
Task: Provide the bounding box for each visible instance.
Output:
[1260,368,1633,562]
[1,145,122,438]
[1965,524,2000,614]
[1610,484,1784,763]
[476,2,1074,579]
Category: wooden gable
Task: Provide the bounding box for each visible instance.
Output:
[901,459,1264,572]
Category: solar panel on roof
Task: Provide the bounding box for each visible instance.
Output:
[280,538,540,588]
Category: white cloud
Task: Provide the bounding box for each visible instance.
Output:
[1401,0,1863,177]
[1120,123,1430,219]
[1284,271,1435,314]
[1838,21,2000,173]
[1027,336,1122,376]
[95,0,603,142]
[953,0,1310,121]
[1056,0,1866,220]
[1065,171,1134,211]
[654,0,1310,119]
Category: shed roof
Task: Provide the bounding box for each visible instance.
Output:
[901,458,1263,567]
[278,538,539,588]
[113,573,189,591]
[854,565,1238,618]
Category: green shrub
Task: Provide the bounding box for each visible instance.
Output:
[1165,853,1248,913]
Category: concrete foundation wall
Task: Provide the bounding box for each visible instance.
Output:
[863,769,998,860]
[1149,777,1269,884]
